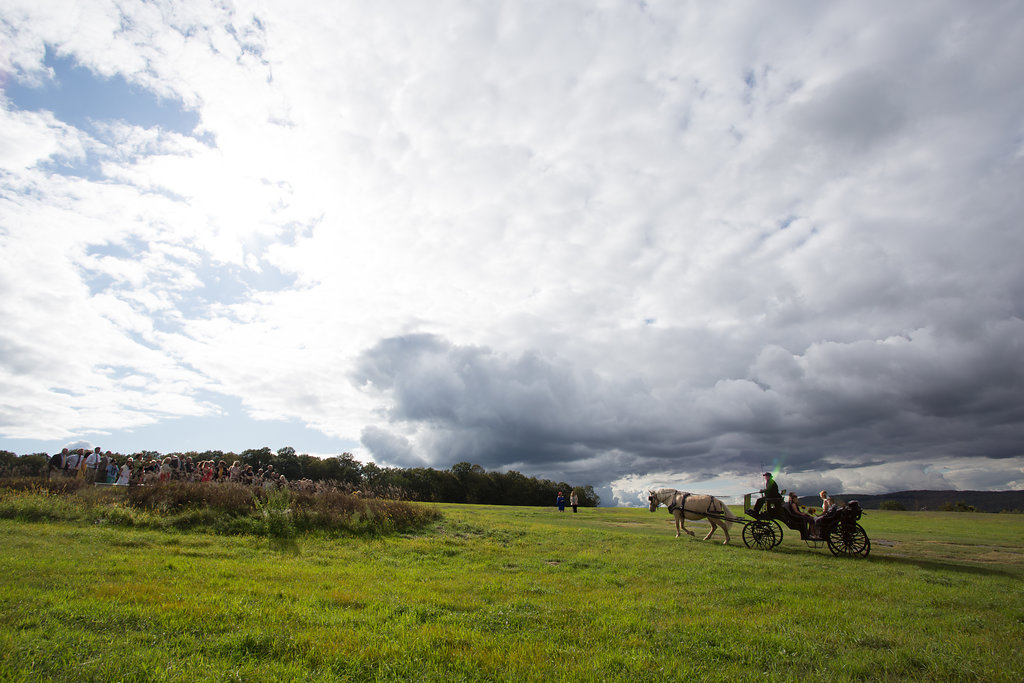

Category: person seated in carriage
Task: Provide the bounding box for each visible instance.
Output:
[750,471,781,515]
[819,490,835,514]
[786,492,822,540]
[814,490,838,527]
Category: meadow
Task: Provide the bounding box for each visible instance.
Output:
[1,492,1022,682]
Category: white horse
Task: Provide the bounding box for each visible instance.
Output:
[648,488,741,544]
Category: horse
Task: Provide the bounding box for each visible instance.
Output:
[648,488,742,544]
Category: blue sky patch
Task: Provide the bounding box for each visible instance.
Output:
[4,46,199,137]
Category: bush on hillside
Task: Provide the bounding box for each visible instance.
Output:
[0,476,440,537]
[0,476,86,495]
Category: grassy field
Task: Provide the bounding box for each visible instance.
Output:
[1,501,1022,681]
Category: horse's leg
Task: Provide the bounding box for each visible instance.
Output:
[678,511,695,537]
[702,517,717,541]
[721,520,731,544]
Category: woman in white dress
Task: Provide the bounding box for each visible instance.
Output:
[115,458,133,486]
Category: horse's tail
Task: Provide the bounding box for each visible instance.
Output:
[715,497,743,523]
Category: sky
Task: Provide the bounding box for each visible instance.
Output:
[2,1,1023,506]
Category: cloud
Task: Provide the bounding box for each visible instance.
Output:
[0,106,86,170]
[351,324,1024,501]
[2,2,1023,502]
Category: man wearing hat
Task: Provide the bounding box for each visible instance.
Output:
[751,471,781,516]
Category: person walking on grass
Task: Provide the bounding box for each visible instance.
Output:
[570,490,579,513]
[556,491,565,512]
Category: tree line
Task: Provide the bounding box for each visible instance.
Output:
[0,448,600,507]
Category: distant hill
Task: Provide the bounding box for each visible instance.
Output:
[828,490,1024,513]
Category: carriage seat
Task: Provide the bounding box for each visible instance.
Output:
[747,494,783,517]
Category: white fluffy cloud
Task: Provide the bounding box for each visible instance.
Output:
[2,1,1023,502]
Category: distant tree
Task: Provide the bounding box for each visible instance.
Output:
[0,450,16,474]
[198,450,226,462]
[271,446,301,479]
[0,452,48,477]
[360,462,385,489]
[879,500,906,511]
[574,485,601,507]
[451,462,498,503]
[240,447,273,471]
[334,453,363,487]
[489,469,532,505]
[940,500,977,512]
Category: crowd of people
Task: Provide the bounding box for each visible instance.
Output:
[46,447,294,489]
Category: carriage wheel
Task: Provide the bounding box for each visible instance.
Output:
[770,521,784,548]
[826,522,870,557]
[742,521,778,550]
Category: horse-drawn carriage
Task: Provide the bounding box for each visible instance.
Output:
[740,492,870,557]
[647,488,871,558]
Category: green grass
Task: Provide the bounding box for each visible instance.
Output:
[1,504,1022,681]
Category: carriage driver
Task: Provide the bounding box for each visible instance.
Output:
[750,471,781,516]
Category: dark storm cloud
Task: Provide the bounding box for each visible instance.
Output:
[353,321,1024,494]
[353,333,694,480]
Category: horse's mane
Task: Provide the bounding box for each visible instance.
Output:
[652,487,684,496]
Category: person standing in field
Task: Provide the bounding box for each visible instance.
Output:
[105,457,119,484]
[97,451,111,483]
[47,450,66,479]
[556,491,565,512]
[84,448,101,484]
[116,459,132,486]
[65,449,81,477]
[570,490,579,513]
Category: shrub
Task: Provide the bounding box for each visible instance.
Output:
[1,477,440,537]
[256,487,296,540]
[127,481,256,516]
[289,486,440,535]
[0,476,86,495]
[879,500,906,511]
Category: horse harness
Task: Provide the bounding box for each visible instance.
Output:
[667,492,721,516]
[667,492,689,514]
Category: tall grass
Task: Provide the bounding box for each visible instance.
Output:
[0,478,439,537]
